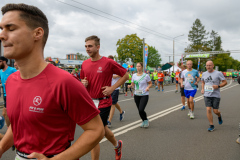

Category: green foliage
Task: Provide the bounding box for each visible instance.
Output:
[116,34,143,63]
[76,53,88,60]
[147,46,161,67]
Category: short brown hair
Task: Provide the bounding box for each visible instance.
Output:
[85,35,100,46]
[1,3,49,48]
[137,62,143,68]
[108,55,114,60]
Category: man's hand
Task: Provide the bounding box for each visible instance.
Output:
[145,87,149,92]
[102,86,114,96]
[81,77,88,88]
[212,85,218,89]
[194,81,198,85]
[181,84,184,88]
[128,85,132,89]
[28,152,50,160]
[201,89,204,94]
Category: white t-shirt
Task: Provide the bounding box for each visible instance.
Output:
[132,73,151,96]
[111,74,120,90]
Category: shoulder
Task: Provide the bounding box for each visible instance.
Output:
[81,58,91,66]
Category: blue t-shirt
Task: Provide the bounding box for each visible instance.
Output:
[181,69,199,90]
[0,66,17,96]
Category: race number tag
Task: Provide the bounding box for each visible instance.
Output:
[93,100,100,108]
[205,85,214,92]
[182,81,185,85]
[186,77,194,81]
[136,89,143,95]
[176,75,179,78]
[158,77,163,79]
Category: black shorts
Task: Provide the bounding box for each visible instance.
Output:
[3,96,6,108]
[111,90,119,105]
[99,106,111,126]
[158,81,163,85]
[176,80,178,84]
[204,97,220,109]
[180,87,185,97]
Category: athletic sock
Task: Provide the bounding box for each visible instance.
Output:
[115,141,119,148]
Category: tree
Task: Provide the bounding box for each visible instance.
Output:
[76,53,88,60]
[116,34,143,63]
[187,18,209,52]
[147,46,161,67]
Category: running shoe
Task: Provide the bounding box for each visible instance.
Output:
[120,111,125,121]
[140,121,145,128]
[218,115,223,125]
[131,93,133,97]
[158,90,160,92]
[0,116,5,129]
[190,112,195,119]
[181,106,185,111]
[107,121,111,128]
[175,90,178,93]
[188,109,191,116]
[124,93,127,97]
[143,120,149,128]
[162,89,164,92]
[155,86,158,90]
[236,137,240,144]
[114,140,123,160]
[208,125,215,132]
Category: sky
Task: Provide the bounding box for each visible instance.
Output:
[1,0,240,64]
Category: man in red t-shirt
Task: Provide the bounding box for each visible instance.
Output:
[81,35,128,160]
[157,70,165,91]
[175,69,180,93]
[0,4,104,160]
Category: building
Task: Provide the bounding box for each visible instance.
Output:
[0,40,15,67]
[66,53,78,60]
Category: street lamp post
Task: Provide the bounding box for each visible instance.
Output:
[173,34,184,72]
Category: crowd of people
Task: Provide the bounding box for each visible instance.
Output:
[0,3,238,160]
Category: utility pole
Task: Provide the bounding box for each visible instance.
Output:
[173,34,184,72]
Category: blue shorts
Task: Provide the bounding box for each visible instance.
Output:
[176,80,178,84]
[184,89,197,98]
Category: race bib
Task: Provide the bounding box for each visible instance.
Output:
[93,100,100,108]
[176,75,179,78]
[135,89,143,95]
[158,77,163,79]
[186,77,194,81]
[205,85,214,92]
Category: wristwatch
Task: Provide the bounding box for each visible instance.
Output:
[218,85,220,88]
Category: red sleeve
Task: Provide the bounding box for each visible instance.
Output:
[109,59,127,77]
[58,76,99,126]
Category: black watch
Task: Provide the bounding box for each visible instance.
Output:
[218,85,220,88]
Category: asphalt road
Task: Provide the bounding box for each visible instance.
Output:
[1,80,240,160]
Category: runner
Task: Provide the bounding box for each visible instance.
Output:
[175,69,180,93]
[180,60,200,119]
[107,55,126,128]
[128,62,152,128]
[0,3,104,160]
[201,61,227,131]
[179,65,188,111]
[153,70,158,89]
[0,56,17,128]
[81,35,128,160]
[125,71,133,97]
[232,70,238,82]
[226,71,230,80]
[157,70,165,92]
[171,71,175,83]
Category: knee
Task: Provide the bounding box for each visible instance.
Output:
[213,110,219,114]
[206,108,212,113]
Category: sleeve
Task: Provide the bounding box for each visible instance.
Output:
[201,73,205,81]
[80,64,85,79]
[57,75,100,126]
[110,59,127,77]
[146,74,151,82]
[219,72,225,81]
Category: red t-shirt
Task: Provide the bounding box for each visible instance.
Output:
[175,72,180,81]
[80,57,127,109]
[158,73,164,82]
[6,64,100,156]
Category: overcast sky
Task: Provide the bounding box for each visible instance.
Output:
[1,0,240,64]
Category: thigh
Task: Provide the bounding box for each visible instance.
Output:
[212,97,220,109]
[204,97,213,107]
[139,95,149,110]
[99,106,111,126]
[134,95,141,108]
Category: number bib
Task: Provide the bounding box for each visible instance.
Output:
[135,89,143,95]
[204,85,214,92]
[92,100,100,108]
[186,77,194,81]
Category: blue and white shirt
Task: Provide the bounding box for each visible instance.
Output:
[181,69,199,90]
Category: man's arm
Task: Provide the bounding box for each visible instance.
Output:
[28,115,105,160]
[0,125,14,158]
[213,80,227,89]
[201,80,205,94]
[102,73,129,96]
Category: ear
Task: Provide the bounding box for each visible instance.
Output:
[97,45,100,51]
[33,27,44,41]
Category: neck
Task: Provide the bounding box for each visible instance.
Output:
[187,68,192,71]
[2,65,8,72]
[16,49,48,79]
[208,69,214,73]
[138,71,143,74]
[91,52,101,61]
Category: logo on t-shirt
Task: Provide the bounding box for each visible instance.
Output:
[97,67,102,73]
[204,76,213,83]
[33,96,42,106]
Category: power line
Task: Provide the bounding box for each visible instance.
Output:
[70,0,174,40]
[56,0,185,42]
